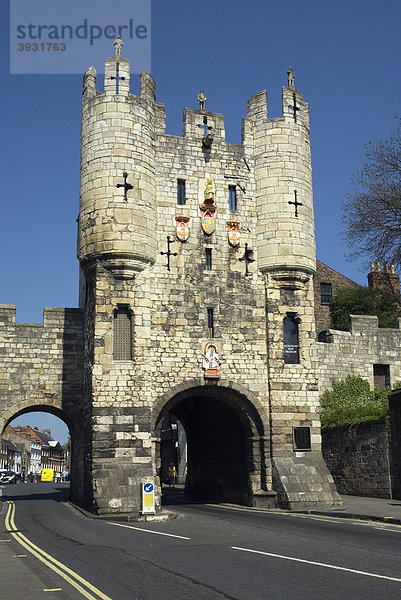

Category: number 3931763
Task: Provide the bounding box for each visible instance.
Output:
[18,43,67,51]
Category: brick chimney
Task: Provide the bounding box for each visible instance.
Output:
[367,262,400,293]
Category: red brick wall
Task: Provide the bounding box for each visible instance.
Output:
[314,261,360,337]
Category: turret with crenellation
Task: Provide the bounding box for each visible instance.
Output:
[78,35,157,284]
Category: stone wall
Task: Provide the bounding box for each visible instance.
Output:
[314,315,401,393]
[0,305,83,424]
[0,304,85,503]
[389,390,401,499]
[322,420,392,498]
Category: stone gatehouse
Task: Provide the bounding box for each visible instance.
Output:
[3,40,384,516]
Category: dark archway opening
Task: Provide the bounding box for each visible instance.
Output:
[157,386,265,507]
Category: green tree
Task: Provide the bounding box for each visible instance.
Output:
[343,117,401,269]
[330,286,400,330]
[320,375,390,429]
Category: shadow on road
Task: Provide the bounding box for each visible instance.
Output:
[161,486,206,507]
[1,482,70,503]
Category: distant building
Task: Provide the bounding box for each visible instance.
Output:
[10,425,65,476]
[313,260,360,339]
[314,260,400,339]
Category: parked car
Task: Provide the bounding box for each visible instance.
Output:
[0,470,17,484]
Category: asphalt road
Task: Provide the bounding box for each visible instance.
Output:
[2,483,401,600]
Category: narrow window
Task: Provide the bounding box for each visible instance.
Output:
[207,308,214,338]
[283,314,300,364]
[293,427,311,451]
[113,306,132,360]
[320,283,332,305]
[205,248,212,270]
[177,179,186,205]
[373,364,390,389]
[228,185,237,211]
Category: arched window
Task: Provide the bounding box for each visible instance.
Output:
[113,305,132,360]
[283,314,300,364]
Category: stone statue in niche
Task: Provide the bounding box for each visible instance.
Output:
[203,343,220,378]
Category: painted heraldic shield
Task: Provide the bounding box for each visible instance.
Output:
[176,215,190,241]
[201,214,216,235]
[227,220,240,247]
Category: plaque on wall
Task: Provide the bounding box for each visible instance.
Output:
[283,315,300,364]
[293,426,311,451]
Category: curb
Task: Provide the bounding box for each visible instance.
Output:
[66,501,179,522]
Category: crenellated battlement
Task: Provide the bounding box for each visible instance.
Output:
[0,304,83,331]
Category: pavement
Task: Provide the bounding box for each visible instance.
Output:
[299,493,401,524]
[1,488,400,599]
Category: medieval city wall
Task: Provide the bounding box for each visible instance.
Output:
[322,420,392,498]
[0,305,86,502]
[314,315,401,392]
[0,305,84,427]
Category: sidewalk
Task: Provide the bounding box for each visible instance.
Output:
[300,494,401,524]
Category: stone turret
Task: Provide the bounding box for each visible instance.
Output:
[242,69,338,508]
[78,36,157,283]
[246,68,315,277]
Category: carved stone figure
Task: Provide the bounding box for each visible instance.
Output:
[114,35,123,57]
[287,66,295,87]
[198,89,206,110]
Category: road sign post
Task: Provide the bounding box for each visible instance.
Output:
[141,481,155,515]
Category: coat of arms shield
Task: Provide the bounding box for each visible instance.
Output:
[227,220,240,247]
[175,215,190,242]
[200,213,216,235]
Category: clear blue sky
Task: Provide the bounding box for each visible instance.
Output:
[1,0,400,441]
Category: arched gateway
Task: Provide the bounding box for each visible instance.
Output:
[153,380,272,507]
[0,40,341,516]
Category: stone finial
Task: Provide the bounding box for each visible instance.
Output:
[287,66,295,87]
[384,262,389,273]
[391,264,395,274]
[377,262,381,272]
[198,89,206,110]
[113,35,123,57]
[370,262,375,272]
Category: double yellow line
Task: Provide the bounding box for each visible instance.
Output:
[5,501,112,600]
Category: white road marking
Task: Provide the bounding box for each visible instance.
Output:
[107,521,191,540]
[353,521,401,532]
[307,517,342,523]
[232,546,401,583]
[373,526,401,533]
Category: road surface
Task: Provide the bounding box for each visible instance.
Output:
[2,483,401,599]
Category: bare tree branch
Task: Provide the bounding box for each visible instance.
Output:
[342,117,401,269]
